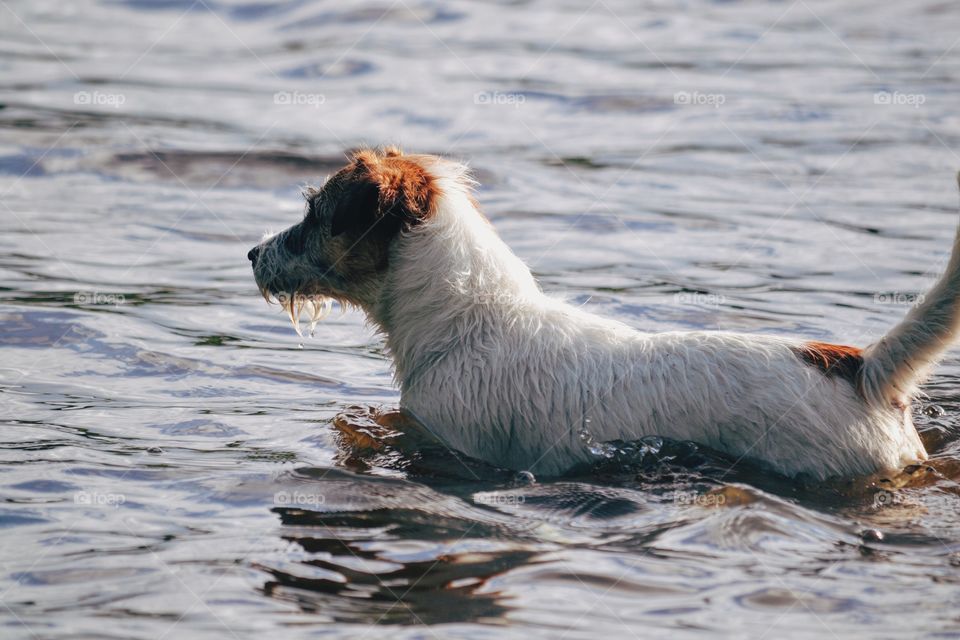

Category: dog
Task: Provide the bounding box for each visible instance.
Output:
[249,146,960,480]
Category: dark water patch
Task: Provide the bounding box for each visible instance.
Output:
[281,59,376,79]
[0,511,49,527]
[0,154,46,177]
[100,150,352,189]
[0,311,95,348]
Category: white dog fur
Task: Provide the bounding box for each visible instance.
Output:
[250,148,960,480]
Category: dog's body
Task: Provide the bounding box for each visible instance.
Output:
[251,148,960,480]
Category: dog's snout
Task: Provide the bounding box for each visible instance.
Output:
[247,246,260,264]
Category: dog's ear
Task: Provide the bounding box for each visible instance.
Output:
[330,150,435,237]
[330,168,380,237]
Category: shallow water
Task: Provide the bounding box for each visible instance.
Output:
[3,0,960,638]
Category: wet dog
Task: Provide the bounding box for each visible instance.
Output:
[249,147,960,479]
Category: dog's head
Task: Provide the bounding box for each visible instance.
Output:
[248,147,439,331]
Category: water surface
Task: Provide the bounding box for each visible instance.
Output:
[2,0,960,638]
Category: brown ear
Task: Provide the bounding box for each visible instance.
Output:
[330,150,436,237]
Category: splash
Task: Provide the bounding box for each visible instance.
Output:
[579,426,618,459]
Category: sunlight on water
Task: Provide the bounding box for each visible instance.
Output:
[1,0,960,638]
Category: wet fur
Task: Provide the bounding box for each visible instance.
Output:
[250,149,960,480]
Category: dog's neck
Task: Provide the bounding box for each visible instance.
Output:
[369,179,541,386]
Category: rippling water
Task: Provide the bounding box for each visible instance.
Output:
[3,0,960,638]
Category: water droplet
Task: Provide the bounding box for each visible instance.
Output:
[640,435,664,452]
[593,442,617,459]
[860,528,884,543]
[512,470,536,486]
[578,428,616,459]
[923,404,944,417]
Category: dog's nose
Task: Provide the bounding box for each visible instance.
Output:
[247,246,260,264]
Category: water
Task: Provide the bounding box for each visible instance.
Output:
[3,0,960,637]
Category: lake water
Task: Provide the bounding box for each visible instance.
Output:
[2,0,960,638]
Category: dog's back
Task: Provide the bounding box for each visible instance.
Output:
[403,301,927,478]
[386,163,958,479]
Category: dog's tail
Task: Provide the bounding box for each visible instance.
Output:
[859,172,960,406]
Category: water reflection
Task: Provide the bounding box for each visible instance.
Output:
[3,0,960,637]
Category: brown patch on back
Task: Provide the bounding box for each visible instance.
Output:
[792,341,864,383]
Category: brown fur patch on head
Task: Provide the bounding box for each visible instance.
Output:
[329,147,439,237]
[792,341,864,383]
